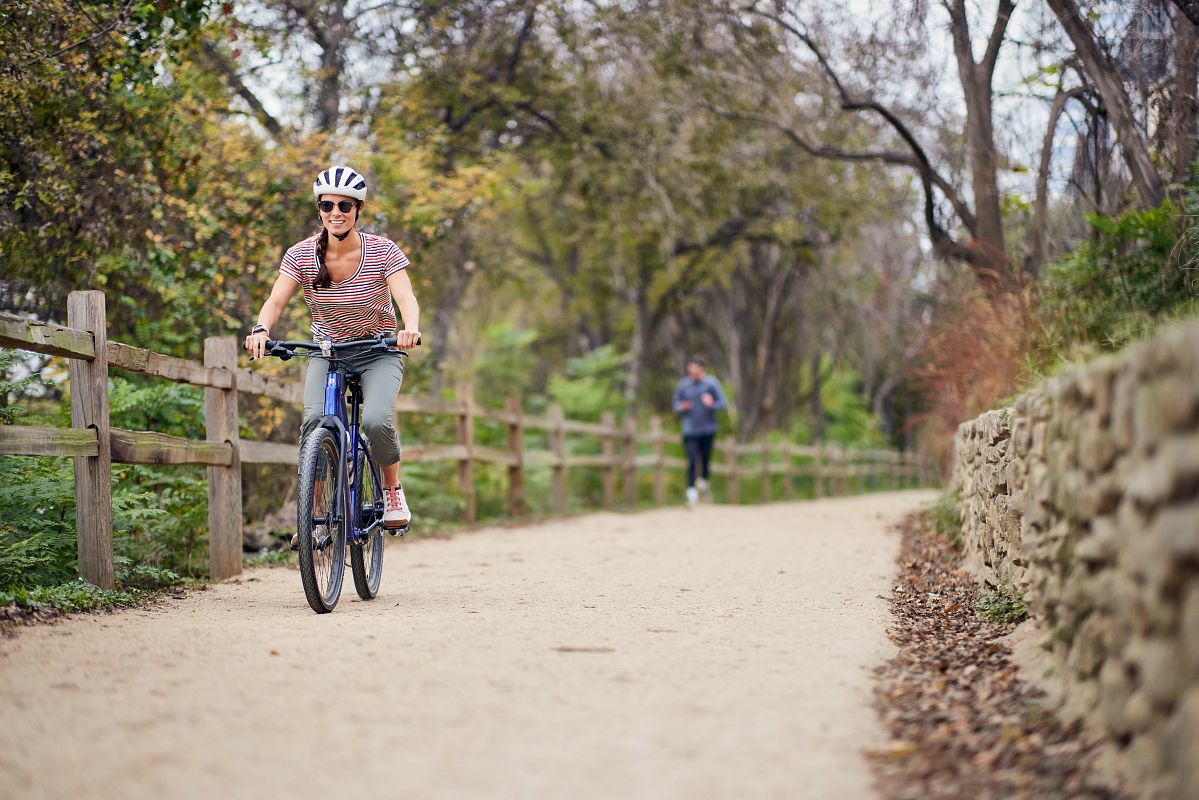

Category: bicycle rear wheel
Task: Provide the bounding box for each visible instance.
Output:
[296,427,346,613]
[350,436,384,600]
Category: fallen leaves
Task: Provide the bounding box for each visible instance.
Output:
[869,513,1126,799]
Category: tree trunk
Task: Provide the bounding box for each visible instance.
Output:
[315,0,347,134]
[623,284,649,414]
[810,351,825,442]
[947,0,1015,286]
[1046,0,1167,208]
[1173,9,1199,180]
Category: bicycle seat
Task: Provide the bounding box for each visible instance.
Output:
[344,369,363,387]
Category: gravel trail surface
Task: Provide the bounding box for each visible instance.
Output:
[0,491,932,800]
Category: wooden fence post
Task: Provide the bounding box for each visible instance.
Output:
[781,439,794,500]
[838,446,850,495]
[506,395,525,517]
[814,441,825,499]
[601,411,616,509]
[549,403,567,515]
[651,415,666,506]
[725,438,740,504]
[760,437,771,503]
[457,382,476,523]
[623,417,638,506]
[204,336,242,581]
[67,290,113,589]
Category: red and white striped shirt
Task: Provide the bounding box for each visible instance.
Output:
[279,232,410,342]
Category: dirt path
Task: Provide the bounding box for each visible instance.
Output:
[0,491,932,800]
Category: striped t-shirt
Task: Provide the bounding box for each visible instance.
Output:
[279,232,410,342]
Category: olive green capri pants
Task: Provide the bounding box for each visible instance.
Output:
[300,349,406,465]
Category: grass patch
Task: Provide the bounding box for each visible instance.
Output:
[1,558,187,617]
[975,586,1029,624]
[923,490,963,547]
[0,579,142,613]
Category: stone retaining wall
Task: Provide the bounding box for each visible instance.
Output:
[953,320,1199,799]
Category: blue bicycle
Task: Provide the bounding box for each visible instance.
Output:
[260,335,415,613]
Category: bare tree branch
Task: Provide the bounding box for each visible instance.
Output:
[1046,0,1166,207]
[200,41,286,139]
[505,3,538,84]
[747,4,1002,280]
[981,0,1017,81]
[1028,85,1091,273]
[41,1,134,61]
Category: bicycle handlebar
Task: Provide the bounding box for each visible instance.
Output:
[252,334,421,361]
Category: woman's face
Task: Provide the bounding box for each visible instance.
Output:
[318,193,360,237]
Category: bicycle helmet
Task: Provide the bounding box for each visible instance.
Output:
[312,166,367,201]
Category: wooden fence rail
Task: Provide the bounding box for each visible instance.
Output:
[0,291,938,588]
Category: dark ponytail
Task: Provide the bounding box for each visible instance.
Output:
[313,227,331,290]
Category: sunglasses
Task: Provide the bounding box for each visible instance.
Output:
[317,200,358,213]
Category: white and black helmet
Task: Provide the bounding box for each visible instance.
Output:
[312,165,367,201]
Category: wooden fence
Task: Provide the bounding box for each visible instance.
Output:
[0,290,937,589]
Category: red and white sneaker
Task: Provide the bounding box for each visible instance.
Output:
[383,486,410,530]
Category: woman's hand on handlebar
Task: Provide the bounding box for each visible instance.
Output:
[396,329,421,350]
[245,331,271,360]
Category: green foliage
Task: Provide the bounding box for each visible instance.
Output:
[0,455,171,589]
[1040,200,1198,356]
[469,322,541,407]
[107,378,209,577]
[0,368,211,600]
[1,1,216,318]
[113,557,184,591]
[547,345,629,422]
[0,579,141,614]
[0,349,35,424]
[790,361,887,447]
[975,587,1029,624]
[822,367,887,446]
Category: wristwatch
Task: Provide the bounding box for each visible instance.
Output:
[251,324,269,336]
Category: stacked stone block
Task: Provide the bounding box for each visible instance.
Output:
[953,320,1199,799]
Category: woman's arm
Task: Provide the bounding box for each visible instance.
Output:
[245,274,300,359]
[386,269,421,349]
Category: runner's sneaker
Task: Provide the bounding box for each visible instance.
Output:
[695,478,709,496]
[383,486,410,530]
[686,486,699,508]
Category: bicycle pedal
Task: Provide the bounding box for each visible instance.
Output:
[387,524,409,536]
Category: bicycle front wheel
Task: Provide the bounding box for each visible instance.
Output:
[296,427,346,613]
[350,436,384,600]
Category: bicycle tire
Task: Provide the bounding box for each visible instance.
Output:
[350,435,384,600]
[296,428,346,613]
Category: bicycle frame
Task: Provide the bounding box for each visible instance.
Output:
[318,359,384,545]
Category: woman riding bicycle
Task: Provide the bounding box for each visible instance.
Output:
[245,166,421,535]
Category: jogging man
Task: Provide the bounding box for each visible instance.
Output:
[671,356,728,507]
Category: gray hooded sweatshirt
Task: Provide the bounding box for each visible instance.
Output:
[672,375,728,437]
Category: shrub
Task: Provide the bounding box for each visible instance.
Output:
[924,490,962,547]
[1040,200,1198,356]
